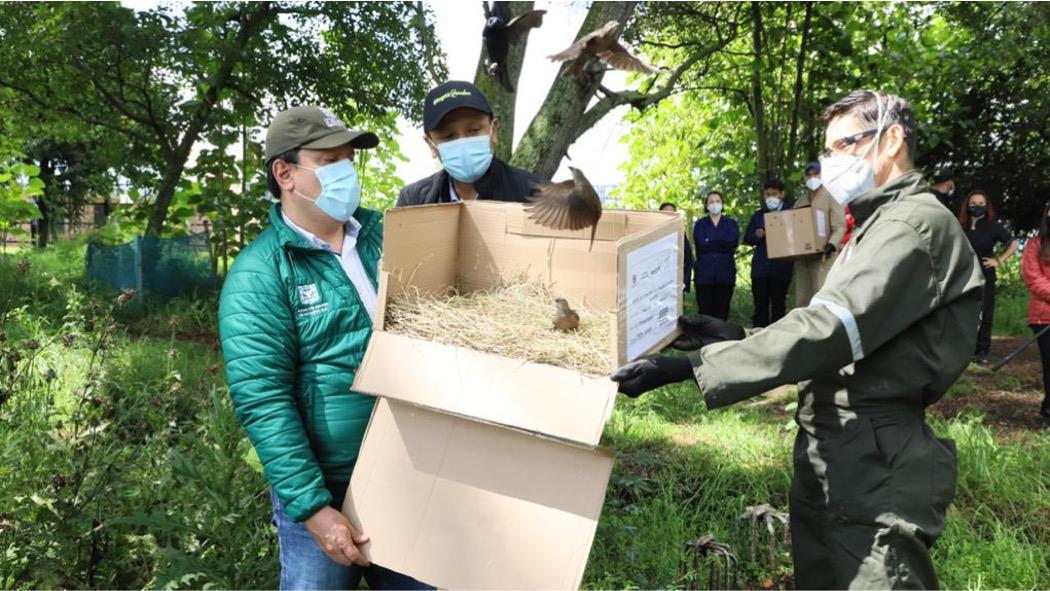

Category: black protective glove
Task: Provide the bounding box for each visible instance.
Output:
[670,314,746,351]
[822,242,837,256]
[610,354,694,398]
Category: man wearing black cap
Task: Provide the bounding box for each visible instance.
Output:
[397,80,544,206]
[219,106,431,590]
[931,167,958,212]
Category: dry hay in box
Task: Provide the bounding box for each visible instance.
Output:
[385,281,612,376]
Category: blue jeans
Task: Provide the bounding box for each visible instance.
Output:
[270,487,433,590]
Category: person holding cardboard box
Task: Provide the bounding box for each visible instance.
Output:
[218,106,430,590]
[397,80,543,206]
[744,178,794,327]
[692,191,740,320]
[794,162,847,307]
[613,90,984,589]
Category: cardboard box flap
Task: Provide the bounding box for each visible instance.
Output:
[381,203,460,296]
[353,331,617,446]
[344,399,613,590]
[458,207,621,309]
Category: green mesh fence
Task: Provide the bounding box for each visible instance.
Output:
[86,232,216,304]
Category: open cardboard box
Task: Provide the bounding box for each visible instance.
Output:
[343,201,683,589]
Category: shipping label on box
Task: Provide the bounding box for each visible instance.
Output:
[623,231,679,360]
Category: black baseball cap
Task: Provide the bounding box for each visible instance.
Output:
[423,81,493,134]
[804,161,820,174]
[932,167,954,183]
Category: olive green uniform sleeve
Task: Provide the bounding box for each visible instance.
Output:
[218,259,331,522]
[693,218,939,408]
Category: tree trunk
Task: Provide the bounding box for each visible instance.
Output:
[473,1,539,162]
[750,1,769,179]
[145,3,274,236]
[786,1,813,175]
[511,1,638,180]
[36,159,54,249]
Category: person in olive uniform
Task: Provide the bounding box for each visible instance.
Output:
[612,90,984,589]
[958,189,1018,363]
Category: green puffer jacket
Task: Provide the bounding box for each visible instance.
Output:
[218,203,381,522]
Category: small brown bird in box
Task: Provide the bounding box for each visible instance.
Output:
[552,298,580,332]
[526,166,603,250]
[548,20,662,78]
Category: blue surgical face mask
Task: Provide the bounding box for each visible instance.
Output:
[436,133,493,183]
[765,196,783,210]
[294,159,361,222]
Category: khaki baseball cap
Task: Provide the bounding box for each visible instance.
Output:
[265,105,379,161]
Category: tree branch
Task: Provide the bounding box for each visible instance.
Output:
[588,25,737,116]
[0,75,158,148]
[415,1,442,84]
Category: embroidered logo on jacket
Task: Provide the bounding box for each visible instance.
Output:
[298,284,320,305]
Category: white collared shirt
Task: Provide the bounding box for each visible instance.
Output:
[282,212,377,324]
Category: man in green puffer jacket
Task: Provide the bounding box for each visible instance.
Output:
[218,106,430,590]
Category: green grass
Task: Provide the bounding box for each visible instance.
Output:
[995,287,1032,337]
[1,244,1048,590]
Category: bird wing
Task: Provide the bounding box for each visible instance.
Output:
[547,20,617,62]
[526,180,602,231]
[506,9,545,41]
[547,37,590,62]
[598,42,661,74]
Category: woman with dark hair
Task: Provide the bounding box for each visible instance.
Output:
[1022,202,1050,425]
[692,191,739,320]
[960,190,1019,362]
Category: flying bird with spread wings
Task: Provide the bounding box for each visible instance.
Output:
[526,167,603,250]
[547,20,662,78]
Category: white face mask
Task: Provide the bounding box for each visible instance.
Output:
[805,177,822,191]
[707,202,723,215]
[820,94,887,206]
[765,197,782,210]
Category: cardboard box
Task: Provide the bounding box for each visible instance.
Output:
[342,201,684,589]
[765,206,829,260]
[344,398,614,589]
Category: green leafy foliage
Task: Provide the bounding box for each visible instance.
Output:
[0,1,445,236]
[621,2,1050,228]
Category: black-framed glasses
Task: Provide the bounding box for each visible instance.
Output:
[821,128,878,160]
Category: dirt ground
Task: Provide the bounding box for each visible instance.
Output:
[931,335,1049,441]
[745,335,1049,442]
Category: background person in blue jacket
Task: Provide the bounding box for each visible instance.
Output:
[692,191,739,320]
[744,178,794,328]
[660,202,694,294]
